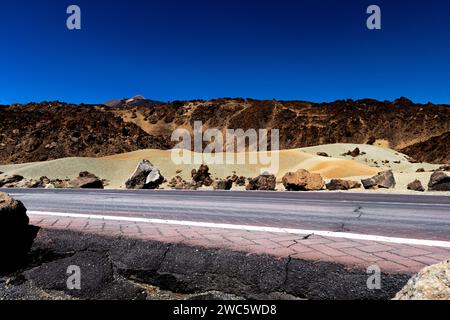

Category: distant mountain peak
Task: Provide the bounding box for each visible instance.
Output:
[104,95,160,107]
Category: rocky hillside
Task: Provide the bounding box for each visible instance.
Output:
[0,102,172,164]
[400,131,450,164]
[0,98,449,164]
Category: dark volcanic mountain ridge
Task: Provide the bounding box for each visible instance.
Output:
[0,97,448,164]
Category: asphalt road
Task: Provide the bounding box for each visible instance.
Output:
[6,189,450,242]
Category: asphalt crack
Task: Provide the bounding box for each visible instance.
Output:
[301,233,314,240]
[354,206,364,219]
[334,205,365,232]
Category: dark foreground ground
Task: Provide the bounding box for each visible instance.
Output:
[0,228,410,300]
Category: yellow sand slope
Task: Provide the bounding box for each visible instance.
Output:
[0,146,381,189]
[1,143,445,191]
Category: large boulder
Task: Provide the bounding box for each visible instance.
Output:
[326,179,361,191]
[407,180,425,192]
[69,171,104,189]
[428,171,450,191]
[0,192,39,273]
[394,260,450,300]
[246,174,277,191]
[125,160,164,189]
[282,169,324,191]
[0,175,24,188]
[361,170,396,189]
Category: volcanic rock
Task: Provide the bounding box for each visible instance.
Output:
[361,170,396,189]
[394,260,450,300]
[438,165,450,172]
[342,148,361,158]
[227,174,247,186]
[316,152,329,157]
[213,179,233,191]
[246,174,277,191]
[400,131,450,164]
[69,172,104,189]
[191,165,213,187]
[168,176,196,190]
[326,179,361,191]
[0,192,39,273]
[0,175,24,188]
[367,137,376,145]
[282,169,324,191]
[428,171,450,191]
[0,99,449,165]
[407,180,425,192]
[125,160,164,189]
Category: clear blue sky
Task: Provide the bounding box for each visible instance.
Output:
[1,0,449,104]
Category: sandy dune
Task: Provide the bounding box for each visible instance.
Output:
[301,143,440,172]
[0,144,445,193]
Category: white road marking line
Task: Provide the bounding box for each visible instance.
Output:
[28,210,450,248]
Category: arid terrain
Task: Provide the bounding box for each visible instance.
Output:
[1,97,449,165]
[1,97,449,194]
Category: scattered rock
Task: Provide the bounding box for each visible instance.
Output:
[0,175,24,188]
[227,174,246,187]
[125,160,164,189]
[416,168,425,173]
[191,165,213,187]
[167,176,196,190]
[428,171,450,191]
[282,169,324,191]
[361,170,396,189]
[326,179,361,191]
[342,148,361,158]
[69,172,104,189]
[394,260,450,300]
[0,192,39,273]
[246,174,276,191]
[213,179,233,191]
[407,180,425,192]
[438,165,450,172]
[38,176,70,189]
[44,142,57,150]
[405,155,419,163]
[24,179,40,188]
[316,152,329,157]
[367,137,376,145]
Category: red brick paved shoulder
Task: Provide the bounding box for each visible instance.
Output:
[29,215,450,274]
